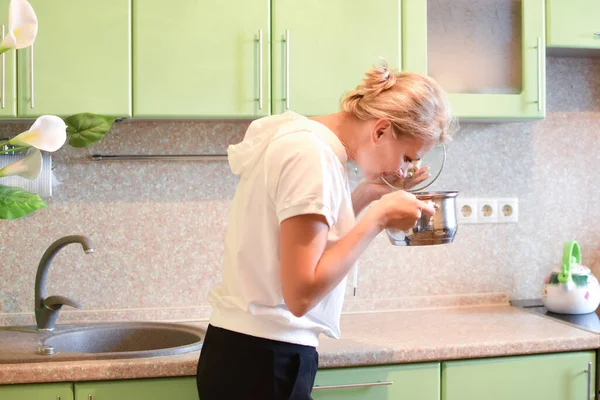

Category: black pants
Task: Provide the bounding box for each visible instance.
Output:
[196,324,319,400]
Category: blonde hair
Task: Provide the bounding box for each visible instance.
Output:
[341,60,457,145]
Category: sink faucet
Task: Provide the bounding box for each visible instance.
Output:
[35,235,94,331]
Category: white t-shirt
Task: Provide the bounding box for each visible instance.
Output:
[208,111,356,347]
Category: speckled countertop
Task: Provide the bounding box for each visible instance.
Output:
[1,305,598,385]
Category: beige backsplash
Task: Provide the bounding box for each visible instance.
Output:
[1,57,599,326]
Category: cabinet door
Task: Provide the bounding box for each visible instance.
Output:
[272,0,401,116]
[17,0,131,118]
[547,0,600,49]
[442,351,595,400]
[0,383,73,400]
[313,363,439,400]
[0,0,16,117]
[133,0,269,118]
[74,377,197,400]
[404,0,545,120]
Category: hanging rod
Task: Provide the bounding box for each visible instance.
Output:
[90,154,228,161]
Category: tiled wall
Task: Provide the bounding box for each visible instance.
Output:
[1,57,598,325]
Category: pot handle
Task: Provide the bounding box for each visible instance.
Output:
[557,240,581,283]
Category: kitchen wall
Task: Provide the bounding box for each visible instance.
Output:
[1,56,599,326]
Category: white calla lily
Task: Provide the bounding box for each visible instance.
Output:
[0,147,42,179]
[0,0,38,51]
[9,115,67,152]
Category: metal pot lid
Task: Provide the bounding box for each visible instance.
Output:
[381,143,447,193]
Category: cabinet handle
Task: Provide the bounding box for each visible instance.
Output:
[284,29,290,110]
[536,36,542,112]
[1,25,4,110]
[257,29,263,110]
[29,43,34,108]
[594,32,600,37]
[587,361,592,400]
[313,381,393,391]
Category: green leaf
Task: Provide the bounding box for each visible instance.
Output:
[0,185,47,220]
[65,113,116,148]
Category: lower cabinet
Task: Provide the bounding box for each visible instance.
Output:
[0,382,73,400]
[74,377,197,400]
[0,351,595,400]
[313,363,440,400]
[442,351,596,400]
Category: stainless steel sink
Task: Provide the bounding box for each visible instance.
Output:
[40,322,204,360]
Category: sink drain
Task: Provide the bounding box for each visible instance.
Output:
[36,344,55,356]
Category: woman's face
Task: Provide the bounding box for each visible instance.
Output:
[355,120,434,181]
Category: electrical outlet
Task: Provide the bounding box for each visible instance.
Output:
[456,197,478,224]
[477,198,498,223]
[497,197,519,223]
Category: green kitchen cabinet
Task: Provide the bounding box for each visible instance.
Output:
[403,0,546,120]
[442,351,595,400]
[133,0,270,118]
[17,0,131,118]
[313,363,440,400]
[547,0,600,49]
[0,382,73,400]
[0,0,16,117]
[271,0,402,116]
[74,377,197,400]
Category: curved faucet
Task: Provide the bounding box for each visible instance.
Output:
[35,235,94,331]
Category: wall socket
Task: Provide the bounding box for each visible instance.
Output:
[456,197,518,224]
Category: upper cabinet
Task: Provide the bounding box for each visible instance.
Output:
[133,0,270,118]
[403,0,546,120]
[547,0,600,50]
[0,0,16,117]
[271,0,401,116]
[18,0,132,118]
[0,0,550,120]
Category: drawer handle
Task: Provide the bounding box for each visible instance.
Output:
[29,43,34,108]
[594,32,600,37]
[536,36,542,112]
[256,29,263,110]
[1,25,4,110]
[587,361,592,400]
[313,380,393,391]
[284,29,290,110]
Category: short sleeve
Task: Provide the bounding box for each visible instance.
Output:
[266,131,346,227]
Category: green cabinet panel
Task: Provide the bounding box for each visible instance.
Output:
[0,382,73,400]
[74,377,197,400]
[272,0,402,116]
[547,0,600,49]
[313,363,440,400]
[17,0,131,118]
[0,0,16,117]
[403,0,546,120]
[133,0,269,118]
[442,351,595,400]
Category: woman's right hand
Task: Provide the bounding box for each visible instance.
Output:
[370,190,436,231]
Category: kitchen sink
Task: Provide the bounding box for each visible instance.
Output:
[39,322,205,360]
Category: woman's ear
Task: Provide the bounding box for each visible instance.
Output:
[372,119,391,142]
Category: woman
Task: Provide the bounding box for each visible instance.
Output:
[197,61,456,400]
